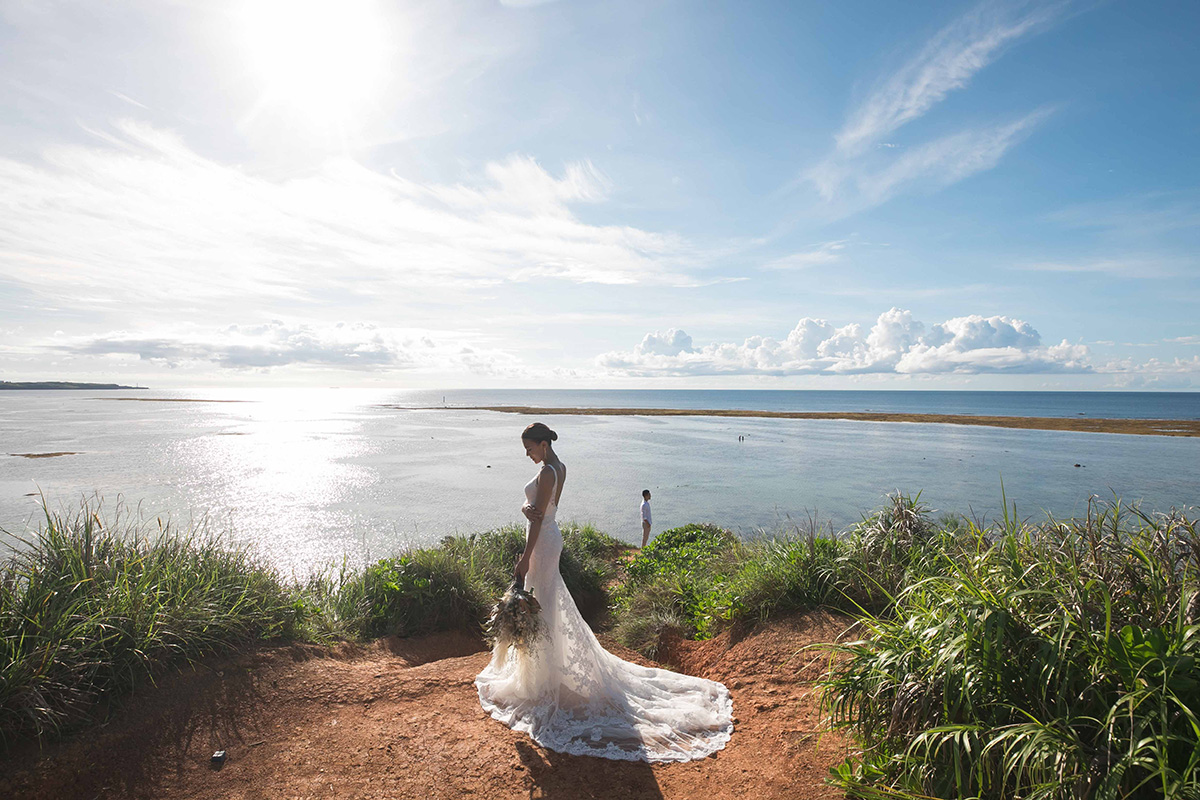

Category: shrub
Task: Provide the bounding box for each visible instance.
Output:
[350,549,488,638]
[615,524,740,650]
[626,523,738,581]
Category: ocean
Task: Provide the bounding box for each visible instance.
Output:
[2,388,1197,575]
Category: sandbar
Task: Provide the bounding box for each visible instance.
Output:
[99,398,249,403]
[409,406,1200,438]
[8,452,81,459]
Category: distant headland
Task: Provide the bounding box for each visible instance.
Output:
[0,381,146,390]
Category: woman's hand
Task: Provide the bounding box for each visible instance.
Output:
[514,553,531,580]
[521,503,543,522]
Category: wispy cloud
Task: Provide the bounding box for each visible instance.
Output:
[836,2,1063,155]
[598,308,1092,377]
[0,120,718,324]
[813,109,1051,207]
[1100,355,1200,389]
[803,2,1065,214]
[762,240,849,270]
[1047,193,1200,237]
[1018,258,1185,279]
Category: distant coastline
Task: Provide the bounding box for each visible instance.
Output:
[0,381,146,390]
[418,405,1200,438]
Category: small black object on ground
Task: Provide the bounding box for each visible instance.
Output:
[211,750,227,770]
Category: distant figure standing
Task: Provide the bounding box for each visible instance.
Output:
[640,489,652,548]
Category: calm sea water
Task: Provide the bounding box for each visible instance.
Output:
[2,388,1197,574]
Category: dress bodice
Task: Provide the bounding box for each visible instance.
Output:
[524,462,560,521]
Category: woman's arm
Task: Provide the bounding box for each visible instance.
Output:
[515,464,556,579]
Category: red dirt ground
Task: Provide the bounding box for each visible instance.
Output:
[0,610,858,800]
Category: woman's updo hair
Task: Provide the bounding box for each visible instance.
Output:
[522,422,558,443]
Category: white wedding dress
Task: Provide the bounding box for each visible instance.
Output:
[475,462,734,762]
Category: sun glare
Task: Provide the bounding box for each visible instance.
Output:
[237,0,387,128]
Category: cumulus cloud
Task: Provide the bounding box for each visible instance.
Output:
[1101,355,1200,389]
[633,328,694,357]
[49,321,523,375]
[597,308,1092,376]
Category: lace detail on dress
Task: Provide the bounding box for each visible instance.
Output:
[475,462,734,762]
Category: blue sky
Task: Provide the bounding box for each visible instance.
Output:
[1,0,1198,389]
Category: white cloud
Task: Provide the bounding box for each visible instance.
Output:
[598,308,1093,377]
[762,240,848,270]
[0,120,713,323]
[633,328,694,357]
[1101,355,1200,389]
[803,1,1064,214]
[1018,258,1184,279]
[850,110,1050,206]
[47,320,525,376]
[836,2,1062,155]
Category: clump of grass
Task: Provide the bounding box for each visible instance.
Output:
[0,499,297,744]
[823,499,1200,800]
[838,491,957,613]
[559,522,619,621]
[614,523,741,649]
[350,549,489,638]
[723,527,843,624]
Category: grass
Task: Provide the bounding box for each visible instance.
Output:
[612,523,741,651]
[609,495,1200,800]
[0,500,297,744]
[822,498,1200,800]
[0,499,622,747]
[5,491,1197,800]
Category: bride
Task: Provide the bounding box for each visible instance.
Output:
[475,422,733,762]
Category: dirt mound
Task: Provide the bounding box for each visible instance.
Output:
[1,612,856,799]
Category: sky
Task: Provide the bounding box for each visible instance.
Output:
[1,0,1198,390]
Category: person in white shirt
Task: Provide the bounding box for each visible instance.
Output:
[640,489,652,548]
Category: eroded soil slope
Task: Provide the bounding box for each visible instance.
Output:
[1,610,855,800]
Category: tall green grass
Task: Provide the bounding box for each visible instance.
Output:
[823,499,1200,800]
[611,495,1200,799]
[0,501,297,743]
[0,500,623,747]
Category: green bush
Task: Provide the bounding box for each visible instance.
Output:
[615,523,741,649]
[626,523,738,582]
[351,549,488,638]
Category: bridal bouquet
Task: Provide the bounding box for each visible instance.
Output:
[487,577,545,657]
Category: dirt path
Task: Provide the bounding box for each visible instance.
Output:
[1,611,855,800]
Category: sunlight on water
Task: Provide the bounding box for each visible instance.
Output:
[2,388,1197,575]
